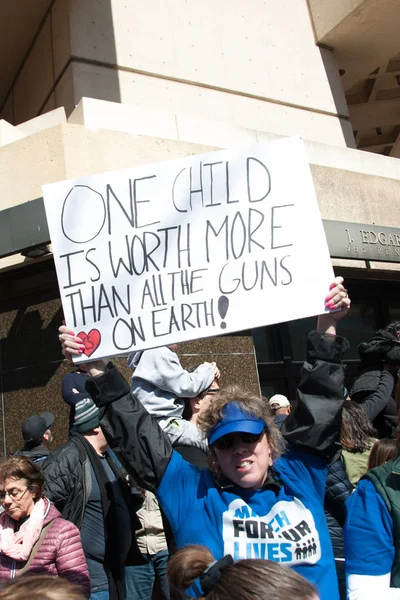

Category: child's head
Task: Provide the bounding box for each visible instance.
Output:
[168,544,319,600]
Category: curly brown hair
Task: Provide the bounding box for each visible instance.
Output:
[197,385,286,471]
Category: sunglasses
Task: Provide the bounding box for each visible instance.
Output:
[212,430,265,450]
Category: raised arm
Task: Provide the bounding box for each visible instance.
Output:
[359,368,395,422]
[281,277,350,460]
[57,332,173,491]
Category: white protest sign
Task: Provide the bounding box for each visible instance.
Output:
[43,136,334,363]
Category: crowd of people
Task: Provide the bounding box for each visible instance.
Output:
[0,276,399,600]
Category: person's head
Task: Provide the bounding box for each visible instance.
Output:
[198,385,285,489]
[168,545,319,600]
[268,394,291,416]
[341,401,377,453]
[0,575,85,600]
[73,397,107,453]
[386,321,400,340]
[22,412,54,450]
[367,438,398,470]
[0,456,44,521]
[189,380,220,423]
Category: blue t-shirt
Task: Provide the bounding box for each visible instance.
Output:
[156,448,338,600]
[344,479,394,578]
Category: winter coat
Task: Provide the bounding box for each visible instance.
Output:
[357,329,400,366]
[351,331,399,437]
[14,446,51,465]
[43,434,144,574]
[0,498,90,597]
[42,434,91,528]
[324,459,353,599]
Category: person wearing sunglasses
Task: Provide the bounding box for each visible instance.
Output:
[127,343,220,454]
[188,381,221,428]
[59,277,350,600]
[0,456,90,595]
[174,379,221,470]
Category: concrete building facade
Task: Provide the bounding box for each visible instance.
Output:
[0,0,399,453]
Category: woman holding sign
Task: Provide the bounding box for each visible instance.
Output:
[59,277,350,600]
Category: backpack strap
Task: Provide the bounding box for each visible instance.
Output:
[17,521,54,576]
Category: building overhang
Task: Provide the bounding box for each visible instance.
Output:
[308,0,400,91]
[0,1,51,114]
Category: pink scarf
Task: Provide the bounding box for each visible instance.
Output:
[0,498,46,561]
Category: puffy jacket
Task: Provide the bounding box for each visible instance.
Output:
[351,337,398,437]
[42,434,91,528]
[14,446,51,465]
[324,459,353,600]
[324,377,385,600]
[0,498,90,597]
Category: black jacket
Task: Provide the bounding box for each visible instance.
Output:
[324,458,353,600]
[42,433,91,528]
[351,329,399,437]
[351,369,397,437]
[14,446,51,464]
[43,433,144,600]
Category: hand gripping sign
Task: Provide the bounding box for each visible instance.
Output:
[43,136,334,363]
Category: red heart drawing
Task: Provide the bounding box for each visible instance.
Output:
[77,329,101,357]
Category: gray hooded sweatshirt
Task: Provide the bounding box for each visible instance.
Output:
[128,347,215,419]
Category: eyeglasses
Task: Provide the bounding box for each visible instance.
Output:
[0,487,29,502]
[212,430,265,451]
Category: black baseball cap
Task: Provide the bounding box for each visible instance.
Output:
[22,412,55,442]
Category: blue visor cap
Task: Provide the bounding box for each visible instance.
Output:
[208,402,267,446]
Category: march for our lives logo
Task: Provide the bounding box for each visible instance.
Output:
[222,498,321,564]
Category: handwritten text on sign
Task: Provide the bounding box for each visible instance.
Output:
[43,137,333,361]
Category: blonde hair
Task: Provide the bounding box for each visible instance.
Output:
[197,385,286,470]
[168,545,318,600]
